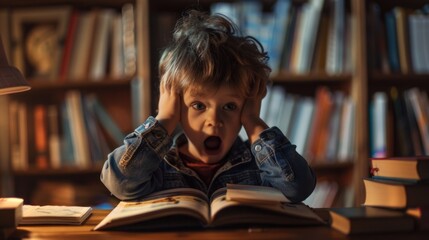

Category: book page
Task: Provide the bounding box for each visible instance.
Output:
[210,194,324,226]
[226,184,290,203]
[94,194,209,230]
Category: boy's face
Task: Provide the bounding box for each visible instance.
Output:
[180,85,245,164]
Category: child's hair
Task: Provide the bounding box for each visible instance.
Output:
[159,10,271,98]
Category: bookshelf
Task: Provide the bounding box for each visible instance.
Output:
[0,0,151,206]
[1,0,428,208]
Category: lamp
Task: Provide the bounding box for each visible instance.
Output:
[0,36,27,234]
[0,35,30,95]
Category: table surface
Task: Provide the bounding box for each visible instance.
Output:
[9,209,429,240]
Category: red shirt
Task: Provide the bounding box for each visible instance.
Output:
[180,153,225,186]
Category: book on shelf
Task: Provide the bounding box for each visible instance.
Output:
[88,8,115,80]
[370,92,388,158]
[68,9,98,80]
[268,0,292,74]
[370,156,429,181]
[403,88,425,156]
[384,10,401,72]
[337,96,355,162]
[390,88,414,156]
[363,178,429,209]
[20,205,92,225]
[305,86,333,163]
[325,0,346,74]
[393,7,412,74]
[405,88,429,155]
[33,104,49,169]
[0,198,23,228]
[109,13,125,79]
[94,184,324,231]
[292,0,324,74]
[65,91,91,167]
[59,9,79,81]
[288,97,314,156]
[329,206,415,235]
[408,13,428,74]
[86,94,125,146]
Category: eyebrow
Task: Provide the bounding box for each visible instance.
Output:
[190,92,243,101]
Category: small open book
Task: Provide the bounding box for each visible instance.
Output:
[20,205,93,225]
[94,184,324,230]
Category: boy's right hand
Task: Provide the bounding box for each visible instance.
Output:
[155,82,180,135]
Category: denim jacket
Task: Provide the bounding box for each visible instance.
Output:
[100,116,316,203]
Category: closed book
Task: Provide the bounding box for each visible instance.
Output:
[371,156,429,181]
[329,207,415,235]
[0,198,23,228]
[385,10,401,72]
[363,178,429,209]
[20,205,92,225]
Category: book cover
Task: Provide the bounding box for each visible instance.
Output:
[370,92,387,158]
[371,156,429,181]
[33,104,49,169]
[288,97,315,156]
[269,0,291,74]
[403,88,425,155]
[94,185,324,231]
[88,8,114,80]
[68,10,97,80]
[65,91,91,167]
[337,96,355,161]
[405,88,429,155]
[325,0,345,74]
[294,0,324,73]
[363,178,429,209]
[385,10,401,72]
[305,87,333,163]
[329,206,415,235]
[0,198,23,228]
[394,7,412,74]
[59,9,79,81]
[85,95,125,146]
[390,87,414,156]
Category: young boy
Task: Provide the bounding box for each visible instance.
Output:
[101,10,316,203]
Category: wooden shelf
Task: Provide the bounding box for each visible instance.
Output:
[13,167,103,177]
[26,78,134,91]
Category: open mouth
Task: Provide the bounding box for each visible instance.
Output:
[204,136,222,155]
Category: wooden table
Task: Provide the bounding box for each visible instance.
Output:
[10,209,429,240]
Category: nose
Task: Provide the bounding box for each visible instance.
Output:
[206,109,224,128]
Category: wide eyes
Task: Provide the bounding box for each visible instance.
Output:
[191,102,206,110]
[223,103,237,111]
[190,102,238,111]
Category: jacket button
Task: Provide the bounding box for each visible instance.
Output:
[254,145,262,151]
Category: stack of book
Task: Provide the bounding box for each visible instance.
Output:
[0,198,23,240]
[329,156,429,234]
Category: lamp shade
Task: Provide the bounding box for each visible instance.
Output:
[0,36,30,95]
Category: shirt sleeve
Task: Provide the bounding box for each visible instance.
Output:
[100,116,172,200]
[250,127,316,203]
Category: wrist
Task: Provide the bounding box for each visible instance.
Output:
[242,116,268,144]
[155,115,177,136]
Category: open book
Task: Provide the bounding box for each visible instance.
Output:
[94,184,324,230]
